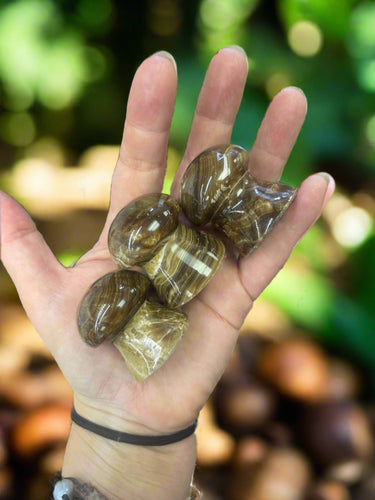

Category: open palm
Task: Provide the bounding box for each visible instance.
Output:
[0,47,334,437]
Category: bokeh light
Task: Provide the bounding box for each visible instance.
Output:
[0,0,108,111]
[5,146,118,217]
[349,2,375,59]
[357,60,375,93]
[324,193,374,250]
[348,2,375,93]
[279,0,351,40]
[197,0,258,56]
[265,72,291,98]
[200,0,247,31]
[287,21,323,57]
[332,207,373,249]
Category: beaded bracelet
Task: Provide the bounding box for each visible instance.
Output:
[51,473,202,499]
[52,476,106,500]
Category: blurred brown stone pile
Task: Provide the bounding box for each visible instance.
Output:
[195,312,375,500]
[1,298,375,499]
[0,303,73,499]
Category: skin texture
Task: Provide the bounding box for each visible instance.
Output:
[0,46,335,499]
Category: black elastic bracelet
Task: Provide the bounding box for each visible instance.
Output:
[71,407,197,446]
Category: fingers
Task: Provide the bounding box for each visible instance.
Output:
[171,46,249,195]
[239,172,335,300]
[105,51,178,229]
[248,87,308,181]
[0,192,62,314]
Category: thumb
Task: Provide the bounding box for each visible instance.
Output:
[0,191,63,317]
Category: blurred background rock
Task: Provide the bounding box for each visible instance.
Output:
[0,0,375,498]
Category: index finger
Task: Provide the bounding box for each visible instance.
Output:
[103,51,178,234]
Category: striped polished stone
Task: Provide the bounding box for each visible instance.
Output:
[108,193,180,268]
[143,223,225,308]
[77,269,151,347]
[180,144,297,257]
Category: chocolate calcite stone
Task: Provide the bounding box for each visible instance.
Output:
[77,269,151,346]
[180,144,297,256]
[108,193,180,268]
[113,300,189,381]
[142,223,225,308]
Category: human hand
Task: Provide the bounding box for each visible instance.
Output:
[0,46,334,498]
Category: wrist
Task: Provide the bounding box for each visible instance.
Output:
[73,394,198,436]
[62,400,197,500]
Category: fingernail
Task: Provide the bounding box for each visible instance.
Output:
[153,50,177,71]
[280,86,306,97]
[219,45,248,70]
[318,172,333,185]
[278,86,308,112]
[223,45,247,57]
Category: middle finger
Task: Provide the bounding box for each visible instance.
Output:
[171,46,249,195]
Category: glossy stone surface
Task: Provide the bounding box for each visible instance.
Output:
[180,144,297,256]
[108,193,180,268]
[216,173,297,256]
[180,144,248,226]
[142,223,225,308]
[77,269,151,347]
[113,300,189,381]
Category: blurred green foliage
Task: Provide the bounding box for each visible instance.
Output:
[1,0,375,388]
